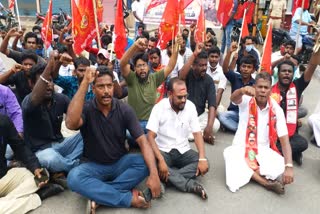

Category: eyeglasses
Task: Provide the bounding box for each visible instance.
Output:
[176,94,188,100]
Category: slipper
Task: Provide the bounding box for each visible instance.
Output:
[191,184,208,200]
[265,180,285,195]
[86,200,99,214]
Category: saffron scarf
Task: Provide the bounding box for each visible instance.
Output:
[271,82,298,137]
[154,65,166,103]
[245,97,280,170]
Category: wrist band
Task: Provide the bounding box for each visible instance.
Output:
[199,158,207,161]
[285,163,293,168]
[40,75,50,84]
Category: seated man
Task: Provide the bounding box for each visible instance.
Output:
[179,43,220,144]
[308,100,320,147]
[22,54,83,174]
[0,51,37,103]
[271,49,320,165]
[147,78,209,199]
[0,114,62,214]
[218,42,256,132]
[66,67,161,211]
[224,72,294,194]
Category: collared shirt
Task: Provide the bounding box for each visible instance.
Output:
[161,50,184,78]
[54,75,94,101]
[126,70,165,120]
[186,70,216,115]
[147,98,201,154]
[206,64,227,91]
[22,93,70,151]
[232,95,288,148]
[225,70,256,112]
[269,0,287,18]
[236,48,260,73]
[290,8,312,35]
[80,98,144,164]
[0,84,23,133]
[0,114,40,179]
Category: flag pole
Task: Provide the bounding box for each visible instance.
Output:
[237,9,247,51]
[203,1,205,42]
[92,0,102,49]
[14,0,21,30]
[294,0,305,55]
[177,0,181,52]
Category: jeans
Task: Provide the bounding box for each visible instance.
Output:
[135,22,144,39]
[218,110,239,132]
[67,154,148,208]
[127,120,148,148]
[35,132,83,172]
[221,20,235,54]
[161,149,204,192]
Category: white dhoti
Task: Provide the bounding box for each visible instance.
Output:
[188,112,220,141]
[224,145,285,193]
[308,113,320,147]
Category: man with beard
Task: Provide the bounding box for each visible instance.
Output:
[0,51,37,103]
[120,36,182,135]
[224,72,293,194]
[179,35,193,64]
[161,39,184,78]
[179,43,220,145]
[147,78,209,199]
[66,66,161,211]
[271,50,320,165]
[22,53,83,176]
[218,42,256,133]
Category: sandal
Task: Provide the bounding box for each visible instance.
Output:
[265,180,285,195]
[191,184,208,200]
[86,200,99,214]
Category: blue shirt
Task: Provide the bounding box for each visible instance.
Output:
[225,70,255,112]
[290,8,312,35]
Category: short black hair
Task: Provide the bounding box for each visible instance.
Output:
[141,31,150,40]
[208,46,221,56]
[74,57,90,69]
[24,32,38,44]
[32,25,41,32]
[29,63,46,84]
[183,28,189,34]
[242,36,254,44]
[194,51,208,64]
[149,36,157,43]
[206,28,216,36]
[101,34,112,47]
[133,52,148,66]
[93,65,114,84]
[167,77,186,92]
[276,60,295,74]
[21,50,38,64]
[148,47,161,57]
[240,55,257,67]
[283,40,296,49]
[255,72,272,84]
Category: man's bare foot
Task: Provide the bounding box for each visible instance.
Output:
[86,200,99,214]
[131,189,150,208]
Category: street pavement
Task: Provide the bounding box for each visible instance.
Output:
[1,51,320,214]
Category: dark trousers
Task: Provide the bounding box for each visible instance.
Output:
[277,132,308,158]
[160,149,203,192]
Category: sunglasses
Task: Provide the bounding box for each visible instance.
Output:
[176,94,188,100]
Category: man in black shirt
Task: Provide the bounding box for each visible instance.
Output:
[272,51,320,165]
[22,54,83,173]
[66,66,161,211]
[0,114,62,213]
[179,43,220,145]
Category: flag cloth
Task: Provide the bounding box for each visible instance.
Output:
[114,0,127,59]
[195,0,205,43]
[184,0,193,8]
[41,0,53,49]
[217,0,235,27]
[96,0,104,23]
[146,0,166,13]
[71,0,97,55]
[8,0,15,10]
[158,0,185,49]
[261,23,272,74]
[292,0,310,16]
[241,13,249,39]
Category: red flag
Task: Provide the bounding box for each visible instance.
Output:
[195,1,205,43]
[96,0,104,23]
[8,0,15,10]
[261,23,272,74]
[41,0,53,49]
[114,0,127,59]
[292,0,310,16]
[241,14,249,39]
[71,0,97,55]
[158,0,185,50]
[146,0,166,13]
[217,0,235,27]
[184,0,193,8]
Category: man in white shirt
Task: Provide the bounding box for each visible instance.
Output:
[179,35,193,64]
[223,72,294,194]
[132,0,146,38]
[147,78,209,200]
[206,46,227,113]
[161,40,184,78]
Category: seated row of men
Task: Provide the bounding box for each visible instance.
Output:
[0,33,319,213]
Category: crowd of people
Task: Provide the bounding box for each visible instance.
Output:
[0,0,320,213]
